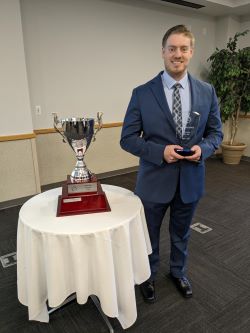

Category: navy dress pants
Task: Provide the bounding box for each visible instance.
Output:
[141,185,198,280]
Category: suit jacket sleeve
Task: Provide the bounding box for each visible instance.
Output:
[198,85,223,160]
[120,88,165,166]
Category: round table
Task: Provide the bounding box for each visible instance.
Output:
[17,184,151,329]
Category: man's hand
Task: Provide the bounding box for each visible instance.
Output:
[164,145,202,163]
[164,145,185,163]
[184,145,202,162]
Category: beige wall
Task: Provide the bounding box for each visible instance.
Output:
[239,15,250,49]
[0,139,40,202]
[0,0,38,203]
[20,0,216,128]
[238,119,250,156]
[0,0,33,136]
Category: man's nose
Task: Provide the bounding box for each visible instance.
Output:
[174,48,182,57]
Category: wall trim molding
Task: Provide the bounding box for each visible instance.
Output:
[0,123,123,141]
[34,129,55,135]
[34,122,123,135]
[0,133,36,142]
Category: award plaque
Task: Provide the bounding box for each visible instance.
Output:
[53,112,111,217]
[181,111,200,145]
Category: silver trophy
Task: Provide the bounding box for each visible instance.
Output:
[53,112,103,183]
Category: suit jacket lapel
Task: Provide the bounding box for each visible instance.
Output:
[188,74,201,130]
[149,72,176,132]
[188,73,198,113]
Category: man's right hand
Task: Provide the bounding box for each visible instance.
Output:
[164,145,185,163]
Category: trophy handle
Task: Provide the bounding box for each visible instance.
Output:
[92,112,103,141]
[52,112,68,143]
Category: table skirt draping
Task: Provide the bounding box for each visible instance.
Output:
[17,185,151,329]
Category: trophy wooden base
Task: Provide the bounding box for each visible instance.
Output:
[56,175,111,217]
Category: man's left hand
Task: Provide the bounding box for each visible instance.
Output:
[184,145,201,162]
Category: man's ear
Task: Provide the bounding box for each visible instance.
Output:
[161,47,165,59]
[190,47,194,57]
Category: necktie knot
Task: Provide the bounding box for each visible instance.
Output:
[173,83,182,90]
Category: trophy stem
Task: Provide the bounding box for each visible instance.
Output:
[70,157,93,183]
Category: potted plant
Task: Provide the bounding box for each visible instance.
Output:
[207,30,250,164]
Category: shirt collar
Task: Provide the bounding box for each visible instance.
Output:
[162,70,188,89]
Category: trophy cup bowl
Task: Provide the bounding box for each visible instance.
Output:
[61,117,95,183]
[53,112,110,216]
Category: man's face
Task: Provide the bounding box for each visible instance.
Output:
[162,33,193,80]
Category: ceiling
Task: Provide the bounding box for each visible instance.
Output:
[147,0,250,17]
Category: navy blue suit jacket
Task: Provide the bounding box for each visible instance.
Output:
[120,72,223,204]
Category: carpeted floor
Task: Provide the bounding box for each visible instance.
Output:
[0,157,250,333]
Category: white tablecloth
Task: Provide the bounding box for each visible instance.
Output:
[17,184,151,329]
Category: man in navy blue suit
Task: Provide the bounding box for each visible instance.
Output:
[120,25,223,302]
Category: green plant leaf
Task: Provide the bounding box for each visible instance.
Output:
[207,30,250,144]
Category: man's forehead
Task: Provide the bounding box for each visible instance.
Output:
[166,34,191,45]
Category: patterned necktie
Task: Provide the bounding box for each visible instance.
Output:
[172,83,182,138]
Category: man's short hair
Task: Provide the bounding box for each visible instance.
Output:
[162,25,195,48]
